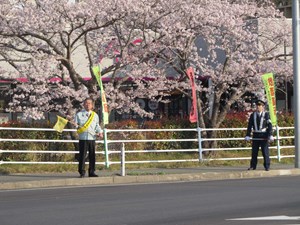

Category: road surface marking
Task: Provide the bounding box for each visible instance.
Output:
[227,215,300,221]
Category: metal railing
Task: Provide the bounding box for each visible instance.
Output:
[0,126,295,175]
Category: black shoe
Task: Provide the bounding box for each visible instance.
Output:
[265,168,269,171]
[247,167,256,170]
[89,173,98,177]
[80,174,85,178]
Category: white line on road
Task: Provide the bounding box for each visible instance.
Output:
[227,215,300,221]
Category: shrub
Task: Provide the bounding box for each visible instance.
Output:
[0,120,75,162]
[0,113,295,169]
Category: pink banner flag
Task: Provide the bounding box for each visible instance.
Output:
[186,67,198,123]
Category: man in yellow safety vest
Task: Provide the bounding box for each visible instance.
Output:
[75,97,103,178]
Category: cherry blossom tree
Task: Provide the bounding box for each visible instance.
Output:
[119,0,292,147]
[143,0,292,131]
[0,0,178,119]
[0,0,292,137]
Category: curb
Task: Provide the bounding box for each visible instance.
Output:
[1,168,300,190]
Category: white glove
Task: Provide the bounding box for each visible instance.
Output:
[245,136,250,141]
[269,135,274,142]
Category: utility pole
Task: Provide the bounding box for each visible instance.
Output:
[292,0,300,168]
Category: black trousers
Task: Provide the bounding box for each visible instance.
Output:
[78,140,96,175]
[250,140,270,170]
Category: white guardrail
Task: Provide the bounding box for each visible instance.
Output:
[0,126,295,176]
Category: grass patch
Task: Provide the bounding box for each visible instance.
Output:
[0,148,295,174]
[0,164,77,174]
[126,171,166,176]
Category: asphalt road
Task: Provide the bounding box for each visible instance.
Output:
[0,176,299,225]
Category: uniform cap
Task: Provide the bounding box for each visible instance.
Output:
[256,99,265,106]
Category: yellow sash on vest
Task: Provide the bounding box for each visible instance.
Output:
[77,111,95,134]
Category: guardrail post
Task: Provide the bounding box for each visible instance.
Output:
[103,128,110,168]
[276,125,281,162]
[121,143,126,176]
[197,127,203,161]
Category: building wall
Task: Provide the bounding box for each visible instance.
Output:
[277,0,292,18]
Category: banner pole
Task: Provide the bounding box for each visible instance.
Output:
[103,128,109,168]
[292,0,300,168]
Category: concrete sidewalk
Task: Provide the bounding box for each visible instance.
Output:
[1,164,300,190]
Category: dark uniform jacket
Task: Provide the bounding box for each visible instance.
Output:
[246,111,273,139]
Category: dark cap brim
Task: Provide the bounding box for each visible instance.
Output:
[256,100,265,105]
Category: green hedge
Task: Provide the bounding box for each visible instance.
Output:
[106,117,197,152]
[0,121,75,162]
[0,113,295,163]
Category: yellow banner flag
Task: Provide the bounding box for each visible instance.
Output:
[92,65,109,125]
[53,115,68,133]
[262,73,277,126]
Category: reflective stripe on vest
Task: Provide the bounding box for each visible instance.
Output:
[77,111,95,134]
[253,111,265,132]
